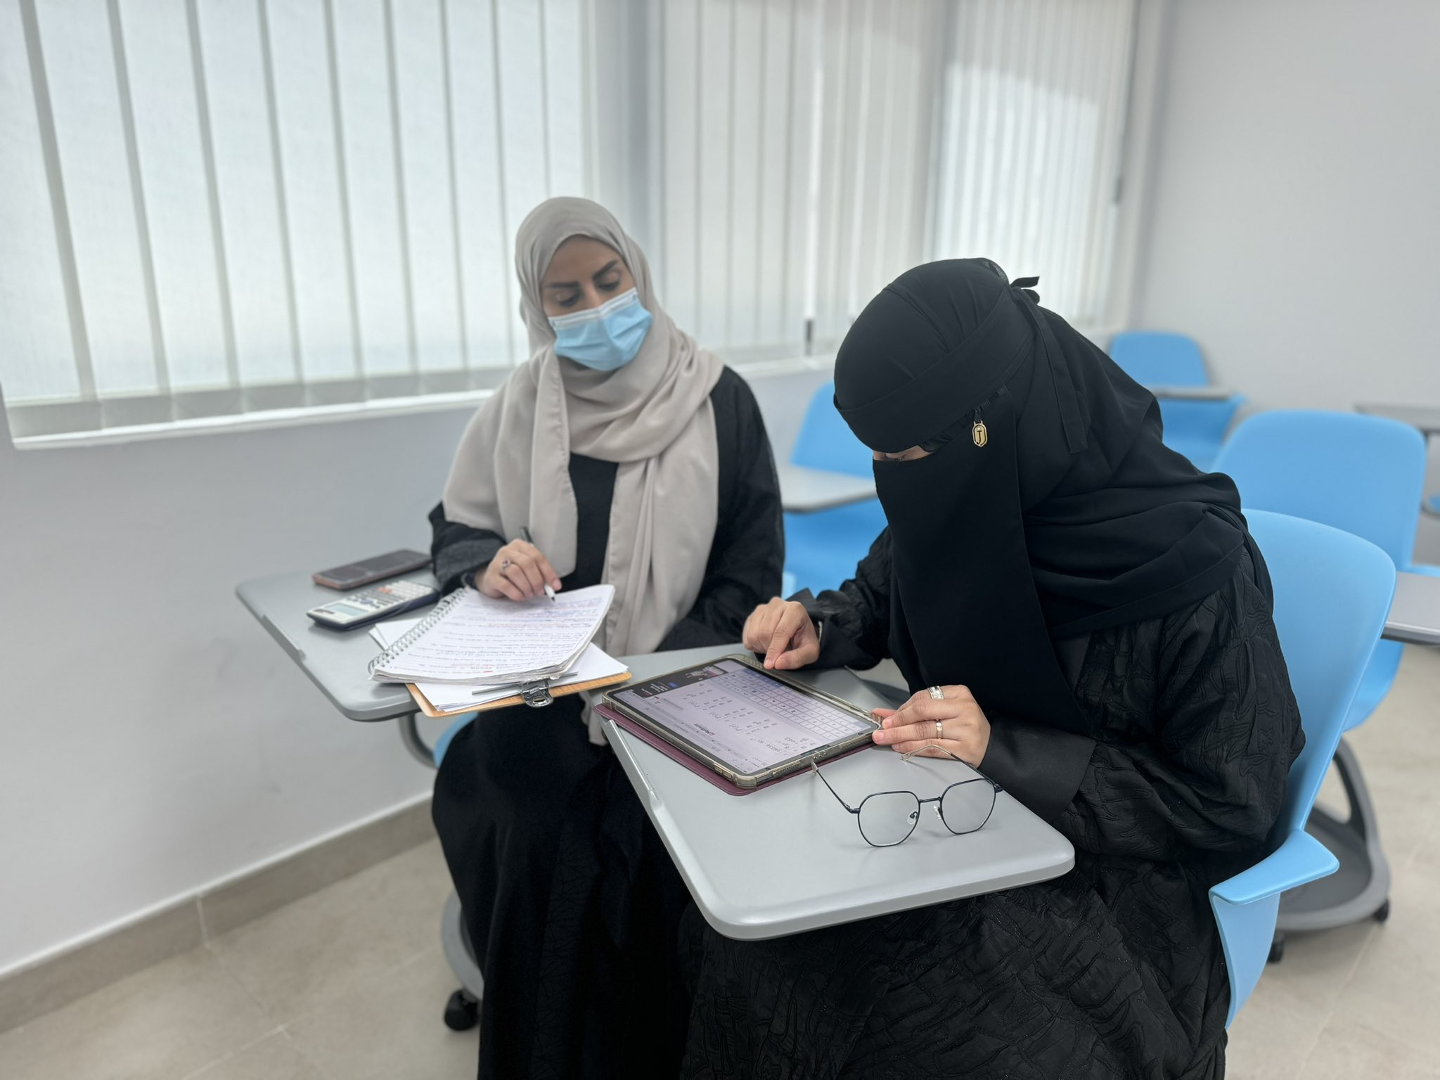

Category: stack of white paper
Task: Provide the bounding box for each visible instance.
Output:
[369,584,614,685]
[370,614,628,713]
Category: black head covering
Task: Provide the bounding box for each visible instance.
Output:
[834,259,1251,734]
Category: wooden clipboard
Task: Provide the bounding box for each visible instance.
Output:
[405,669,633,718]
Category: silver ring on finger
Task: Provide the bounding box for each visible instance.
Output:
[498,558,512,571]
[935,719,944,741]
[927,685,945,701]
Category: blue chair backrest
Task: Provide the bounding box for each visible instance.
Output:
[1108,331,1209,387]
[1246,510,1394,839]
[1214,410,1421,730]
[1210,511,1394,1024]
[1213,410,1426,569]
[790,380,874,479]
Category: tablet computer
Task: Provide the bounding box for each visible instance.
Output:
[602,654,880,789]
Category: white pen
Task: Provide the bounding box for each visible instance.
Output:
[519,526,557,601]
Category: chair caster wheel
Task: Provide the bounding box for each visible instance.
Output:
[443,988,480,1031]
[1374,900,1390,923]
[1267,939,1285,964]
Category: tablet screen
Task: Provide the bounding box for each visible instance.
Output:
[610,658,874,775]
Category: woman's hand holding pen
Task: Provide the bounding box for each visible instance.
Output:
[743,598,820,670]
[871,685,991,766]
[478,540,562,602]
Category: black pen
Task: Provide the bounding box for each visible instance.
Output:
[518,526,557,601]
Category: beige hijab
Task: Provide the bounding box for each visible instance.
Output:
[442,197,724,658]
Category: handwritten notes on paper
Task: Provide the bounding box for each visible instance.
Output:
[370,584,613,685]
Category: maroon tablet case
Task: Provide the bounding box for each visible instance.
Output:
[595,702,870,797]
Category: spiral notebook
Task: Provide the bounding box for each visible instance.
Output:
[368,584,616,686]
[371,616,630,716]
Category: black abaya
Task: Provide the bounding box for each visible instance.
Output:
[430,366,783,1078]
[680,262,1303,1077]
[681,540,1303,1079]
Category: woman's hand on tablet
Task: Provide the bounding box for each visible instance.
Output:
[744,599,820,671]
[478,540,562,601]
[871,685,991,766]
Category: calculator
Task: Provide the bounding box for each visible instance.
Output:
[306,578,440,630]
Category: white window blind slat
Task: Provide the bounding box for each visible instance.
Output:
[332,0,411,378]
[38,0,154,397]
[0,0,82,403]
[393,0,464,375]
[447,0,517,370]
[197,0,297,388]
[658,0,701,336]
[122,0,229,392]
[268,0,358,384]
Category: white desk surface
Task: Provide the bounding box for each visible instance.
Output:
[603,646,1075,941]
[1356,403,1440,436]
[237,570,433,721]
[1386,572,1440,647]
[1145,384,1239,401]
[778,463,878,514]
[234,564,1440,724]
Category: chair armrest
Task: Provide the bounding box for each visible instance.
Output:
[1406,563,1440,579]
[1210,829,1338,907]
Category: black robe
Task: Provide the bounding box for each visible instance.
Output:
[679,532,1303,1079]
[429,366,784,1079]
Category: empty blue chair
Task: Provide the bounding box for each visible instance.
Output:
[1108,331,1243,470]
[784,381,887,596]
[1213,410,1427,731]
[1108,330,1210,387]
[1210,510,1394,1024]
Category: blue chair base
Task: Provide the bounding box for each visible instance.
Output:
[1426,494,1440,517]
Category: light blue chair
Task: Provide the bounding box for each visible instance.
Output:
[1213,410,1437,943]
[783,381,887,596]
[1108,331,1243,471]
[1213,411,1434,731]
[1210,510,1394,1024]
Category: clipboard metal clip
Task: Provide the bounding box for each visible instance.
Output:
[520,679,554,708]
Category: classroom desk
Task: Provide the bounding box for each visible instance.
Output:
[602,646,1074,940]
[1144,384,1239,401]
[235,566,1440,723]
[1385,571,1440,647]
[237,570,428,723]
[1357,403,1440,515]
[777,463,877,513]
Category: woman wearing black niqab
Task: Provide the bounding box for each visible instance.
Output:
[681,259,1305,1078]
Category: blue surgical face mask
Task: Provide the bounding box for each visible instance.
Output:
[548,288,653,371]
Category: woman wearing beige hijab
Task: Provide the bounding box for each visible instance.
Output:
[429,197,783,1078]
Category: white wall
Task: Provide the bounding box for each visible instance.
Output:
[0,364,830,976]
[1132,0,1440,412]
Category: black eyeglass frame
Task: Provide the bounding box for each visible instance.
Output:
[810,744,1003,848]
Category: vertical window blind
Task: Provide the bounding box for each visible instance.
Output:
[0,0,1136,439]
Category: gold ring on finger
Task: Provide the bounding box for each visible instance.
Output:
[936,719,943,741]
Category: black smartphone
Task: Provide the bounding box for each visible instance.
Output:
[313,548,431,590]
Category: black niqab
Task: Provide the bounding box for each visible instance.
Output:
[834,259,1250,734]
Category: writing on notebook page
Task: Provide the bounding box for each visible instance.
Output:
[371,584,612,684]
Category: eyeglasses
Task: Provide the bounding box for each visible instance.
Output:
[810,745,1002,848]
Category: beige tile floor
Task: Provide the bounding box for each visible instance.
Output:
[2,646,1438,1078]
